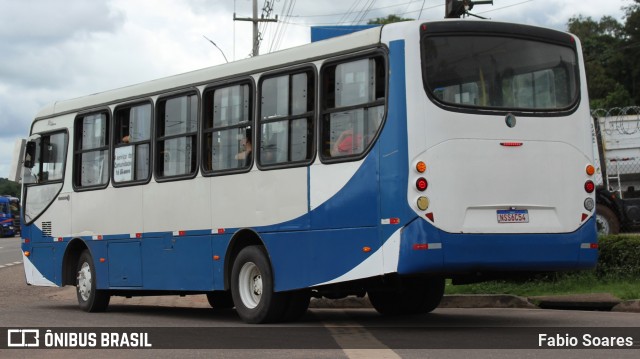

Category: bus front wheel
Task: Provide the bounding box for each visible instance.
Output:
[230,246,287,323]
[368,277,445,315]
[76,250,110,312]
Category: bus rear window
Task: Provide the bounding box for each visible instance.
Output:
[422,35,579,111]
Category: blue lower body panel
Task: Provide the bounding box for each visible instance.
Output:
[398,217,598,275]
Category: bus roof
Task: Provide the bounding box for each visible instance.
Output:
[34,25,383,120]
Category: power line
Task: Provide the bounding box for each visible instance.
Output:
[290,0,423,18]
[340,0,365,25]
[278,3,444,27]
[418,0,426,19]
[356,0,378,24]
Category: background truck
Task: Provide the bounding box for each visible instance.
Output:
[0,196,19,237]
[593,108,640,234]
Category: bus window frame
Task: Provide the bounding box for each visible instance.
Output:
[200,78,255,177]
[154,89,200,182]
[319,49,388,164]
[72,108,112,192]
[256,64,318,171]
[111,99,154,187]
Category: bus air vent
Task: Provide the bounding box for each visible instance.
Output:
[42,221,52,237]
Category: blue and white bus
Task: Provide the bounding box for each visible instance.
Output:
[15,19,598,323]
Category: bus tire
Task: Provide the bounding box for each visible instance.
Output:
[76,250,110,312]
[230,245,286,323]
[368,277,445,315]
[206,291,234,309]
[596,204,620,235]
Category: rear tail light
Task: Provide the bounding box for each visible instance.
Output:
[584,180,595,193]
[416,178,428,191]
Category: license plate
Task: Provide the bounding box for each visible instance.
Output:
[497,209,529,223]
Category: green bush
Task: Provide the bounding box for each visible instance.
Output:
[596,235,640,278]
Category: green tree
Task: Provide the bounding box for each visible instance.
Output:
[624,0,640,104]
[0,178,21,198]
[367,14,413,25]
[568,15,633,108]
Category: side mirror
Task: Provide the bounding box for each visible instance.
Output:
[445,0,466,18]
[24,141,36,169]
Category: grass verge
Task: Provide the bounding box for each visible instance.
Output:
[445,271,640,301]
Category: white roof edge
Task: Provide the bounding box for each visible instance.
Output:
[35,25,383,120]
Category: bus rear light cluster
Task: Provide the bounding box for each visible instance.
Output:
[583,164,596,216]
[414,161,433,221]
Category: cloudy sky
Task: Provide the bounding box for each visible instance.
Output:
[0,0,632,179]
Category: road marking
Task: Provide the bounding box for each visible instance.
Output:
[0,261,22,269]
[322,312,402,359]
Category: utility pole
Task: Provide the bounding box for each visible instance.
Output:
[234,0,278,57]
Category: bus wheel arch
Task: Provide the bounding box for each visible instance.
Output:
[62,238,88,286]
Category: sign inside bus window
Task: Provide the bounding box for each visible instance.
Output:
[114,146,134,182]
[496,209,529,223]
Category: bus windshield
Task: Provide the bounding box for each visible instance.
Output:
[422,35,579,111]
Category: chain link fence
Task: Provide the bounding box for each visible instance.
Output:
[592,106,640,199]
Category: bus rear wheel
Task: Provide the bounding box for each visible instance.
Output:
[230,246,287,323]
[368,277,445,315]
[76,250,110,312]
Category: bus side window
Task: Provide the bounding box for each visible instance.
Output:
[155,94,198,179]
[321,56,386,160]
[113,102,152,184]
[202,82,253,173]
[258,69,315,168]
[74,112,109,189]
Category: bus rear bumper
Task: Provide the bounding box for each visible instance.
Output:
[397,217,598,276]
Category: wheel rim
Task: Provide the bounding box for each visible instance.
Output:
[238,262,262,309]
[596,214,610,235]
[77,262,92,301]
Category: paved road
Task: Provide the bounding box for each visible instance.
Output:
[0,236,21,270]
[0,262,638,358]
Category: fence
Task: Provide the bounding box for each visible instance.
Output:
[592,106,640,199]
